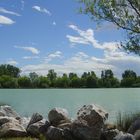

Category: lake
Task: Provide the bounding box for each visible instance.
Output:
[0,88,140,122]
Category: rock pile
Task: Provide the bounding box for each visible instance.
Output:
[0,104,139,140]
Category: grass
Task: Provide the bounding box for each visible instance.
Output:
[115,111,140,132]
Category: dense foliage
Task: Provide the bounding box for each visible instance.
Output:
[0,64,140,88]
[79,0,140,55]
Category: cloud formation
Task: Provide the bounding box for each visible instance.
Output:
[22,56,39,60]
[0,15,15,25]
[32,6,51,16]
[0,7,20,16]
[15,46,40,55]
[7,60,18,65]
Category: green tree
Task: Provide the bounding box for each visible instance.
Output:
[37,76,49,88]
[18,76,31,88]
[0,64,20,77]
[79,0,140,55]
[0,75,18,88]
[47,69,57,87]
[29,72,39,88]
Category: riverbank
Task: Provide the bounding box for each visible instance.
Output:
[0,104,139,140]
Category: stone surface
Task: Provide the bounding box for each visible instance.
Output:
[134,130,140,140]
[57,122,71,129]
[0,122,27,137]
[77,104,108,126]
[48,108,70,126]
[27,121,45,137]
[27,113,43,127]
[46,126,64,140]
[114,132,135,140]
[0,116,19,126]
[101,129,120,140]
[128,118,140,134]
[0,105,20,119]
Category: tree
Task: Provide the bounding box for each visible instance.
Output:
[79,0,140,55]
[47,69,57,87]
[18,76,31,88]
[122,70,137,79]
[37,76,49,88]
[0,64,20,77]
[29,72,39,87]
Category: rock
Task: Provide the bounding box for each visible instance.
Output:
[101,129,120,140]
[39,120,50,135]
[0,105,20,119]
[105,123,116,130]
[48,108,70,126]
[128,118,140,134]
[114,132,135,140]
[0,116,19,126]
[0,122,27,137]
[46,126,64,140]
[71,104,108,140]
[27,113,43,127]
[0,111,5,117]
[134,130,140,140]
[20,117,30,129]
[27,121,45,137]
[57,123,71,129]
[77,104,108,126]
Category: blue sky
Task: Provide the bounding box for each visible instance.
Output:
[0,0,140,78]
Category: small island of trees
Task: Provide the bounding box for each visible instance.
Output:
[0,64,140,88]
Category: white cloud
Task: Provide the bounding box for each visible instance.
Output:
[0,15,15,25]
[22,56,39,60]
[0,7,20,16]
[15,46,40,54]
[32,6,51,16]
[21,0,25,10]
[45,51,62,62]
[7,60,18,65]
[20,25,140,78]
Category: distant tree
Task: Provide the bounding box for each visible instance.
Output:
[47,69,57,87]
[121,70,137,87]
[29,72,39,88]
[18,76,31,88]
[0,64,20,77]
[37,76,49,88]
[79,0,140,55]
[0,75,18,88]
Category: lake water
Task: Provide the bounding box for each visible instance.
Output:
[0,88,140,122]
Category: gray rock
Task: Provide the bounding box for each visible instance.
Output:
[57,123,71,129]
[27,113,43,127]
[77,104,108,126]
[48,108,70,126]
[0,106,20,119]
[46,126,64,140]
[0,111,5,117]
[128,118,140,134]
[134,130,140,140]
[101,129,120,140]
[27,120,45,137]
[114,132,135,140]
[0,116,19,126]
[0,122,27,137]
[20,117,30,129]
[71,104,108,140]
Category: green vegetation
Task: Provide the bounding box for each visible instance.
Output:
[116,111,140,132]
[79,0,140,55]
[0,64,140,88]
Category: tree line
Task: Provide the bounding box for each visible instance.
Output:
[0,64,140,88]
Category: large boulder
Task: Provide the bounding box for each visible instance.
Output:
[0,122,27,137]
[48,108,70,126]
[77,104,108,126]
[128,118,140,134]
[27,120,45,137]
[71,104,108,140]
[0,105,20,119]
[27,113,43,128]
[114,132,135,140]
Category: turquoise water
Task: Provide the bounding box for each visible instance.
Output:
[0,88,139,122]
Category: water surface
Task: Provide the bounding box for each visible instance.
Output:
[0,88,139,122]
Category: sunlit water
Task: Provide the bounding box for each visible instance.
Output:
[0,88,139,122]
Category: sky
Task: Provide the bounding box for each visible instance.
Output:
[0,0,140,78]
